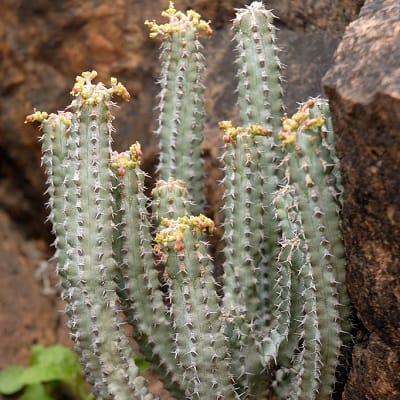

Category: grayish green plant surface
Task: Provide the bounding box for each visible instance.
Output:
[27,2,351,399]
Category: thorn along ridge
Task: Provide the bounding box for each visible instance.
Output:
[30,2,350,399]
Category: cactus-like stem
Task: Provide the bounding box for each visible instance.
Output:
[155,216,237,400]
[272,185,322,400]
[220,122,276,395]
[26,110,111,398]
[30,3,351,400]
[69,73,155,400]
[278,99,350,398]
[233,2,283,133]
[151,177,192,224]
[297,255,322,400]
[30,73,155,399]
[110,143,159,341]
[309,103,352,347]
[220,122,270,317]
[318,103,344,209]
[260,185,298,367]
[110,147,186,398]
[146,3,212,213]
[232,1,286,338]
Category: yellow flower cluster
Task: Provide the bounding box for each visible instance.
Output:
[278,100,325,145]
[110,142,142,176]
[145,1,212,39]
[218,120,269,143]
[129,142,143,162]
[25,111,72,145]
[70,70,98,99]
[154,214,214,252]
[110,77,131,102]
[24,110,49,124]
[70,71,130,105]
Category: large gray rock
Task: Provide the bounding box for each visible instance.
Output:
[323,0,400,398]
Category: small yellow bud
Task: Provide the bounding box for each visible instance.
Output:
[292,111,308,124]
[282,118,299,132]
[246,124,270,137]
[81,70,98,81]
[278,130,296,145]
[129,142,143,162]
[24,110,49,124]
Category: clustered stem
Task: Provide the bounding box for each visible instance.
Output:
[28,2,350,400]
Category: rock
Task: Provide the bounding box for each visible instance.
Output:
[323,0,400,398]
[344,333,400,400]
[267,0,364,36]
[0,209,71,369]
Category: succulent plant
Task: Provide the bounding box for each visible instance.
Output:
[27,2,351,399]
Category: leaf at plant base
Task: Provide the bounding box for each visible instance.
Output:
[19,383,53,400]
[28,345,92,400]
[0,366,26,394]
[30,345,79,374]
[16,364,73,386]
[0,345,86,397]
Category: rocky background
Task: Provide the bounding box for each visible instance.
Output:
[1,0,399,399]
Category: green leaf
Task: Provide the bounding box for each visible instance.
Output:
[16,364,73,386]
[30,345,79,374]
[28,345,91,400]
[0,345,92,400]
[19,383,54,400]
[0,366,26,394]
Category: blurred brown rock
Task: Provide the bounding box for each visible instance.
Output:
[0,209,71,369]
[323,0,400,398]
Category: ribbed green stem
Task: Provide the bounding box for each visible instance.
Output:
[28,111,110,399]
[147,5,211,213]
[73,95,153,399]
[68,112,116,399]
[223,313,268,398]
[110,149,184,398]
[271,185,322,400]
[156,216,237,400]
[261,185,296,366]
[220,124,274,395]
[151,177,195,396]
[234,2,283,133]
[221,132,262,316]
[318,103,344,208]
[32,72,155,400]
[279,99,347,398]
[257,136,282,331]
[232,1,286,340]
[151,177,192,224]
[297,255,321,400]
[110,145,161,340]
[309,102,351,348]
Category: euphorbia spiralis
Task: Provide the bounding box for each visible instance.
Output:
[27,2,351,399]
